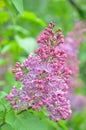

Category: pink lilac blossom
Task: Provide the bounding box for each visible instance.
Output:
[61,22,86,91]
[62,22,86,111]
[70,94,86,112]
[6,22,72,122]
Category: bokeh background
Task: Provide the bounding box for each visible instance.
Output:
[0,0,86,130]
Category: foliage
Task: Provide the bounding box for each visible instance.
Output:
[0,0,86,130]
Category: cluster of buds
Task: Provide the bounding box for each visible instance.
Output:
[6,22,72,122]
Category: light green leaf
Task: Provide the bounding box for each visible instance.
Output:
[22,11,46,27]
[0,91,7,100]
[1,44,11,54]
[0,81,5,86]
[23,0,49,14]
[7,25,29,35]
[58,120,68,130]
[6,110,54,130]
[0,91,10,111]
[11,0,24,14]
[4,0,16,14]
[0,11,9,24]
[0,92,7,126]
[0,0,5,8]
[1,123,14,130]
[15,35,37,54]
[0,58,8,66]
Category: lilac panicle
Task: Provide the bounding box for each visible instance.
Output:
[6,22,72,122]
[70,94,86,112]
[60,22,86,91]
[62,22,86,111]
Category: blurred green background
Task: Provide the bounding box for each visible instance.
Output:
[0,0,86,130]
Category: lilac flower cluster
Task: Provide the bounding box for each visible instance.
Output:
[62,22,86,111]
[71,95,86,111]
[65,22,86,73]
[6,22,72,122]
[61,22,86,91]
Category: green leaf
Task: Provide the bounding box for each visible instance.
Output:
[0,81,5,86]
[23,0,49,14]
[1,123,14,130]
[22,11,46,27]
[0,0,5,8]
[6,110,54,130]
[4,0,16,14]
[0,11,9,24]
[0,109,6,125]
[15,35,37,54]
[1,44,11,54]
[0,91,10,111]
[0,92,7,125]
[0,58,8,66]
[11,0,24,14]
[0,91,7,100]
[71,110,86,130]
[7,25,29,35]
[58,120,68,130]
